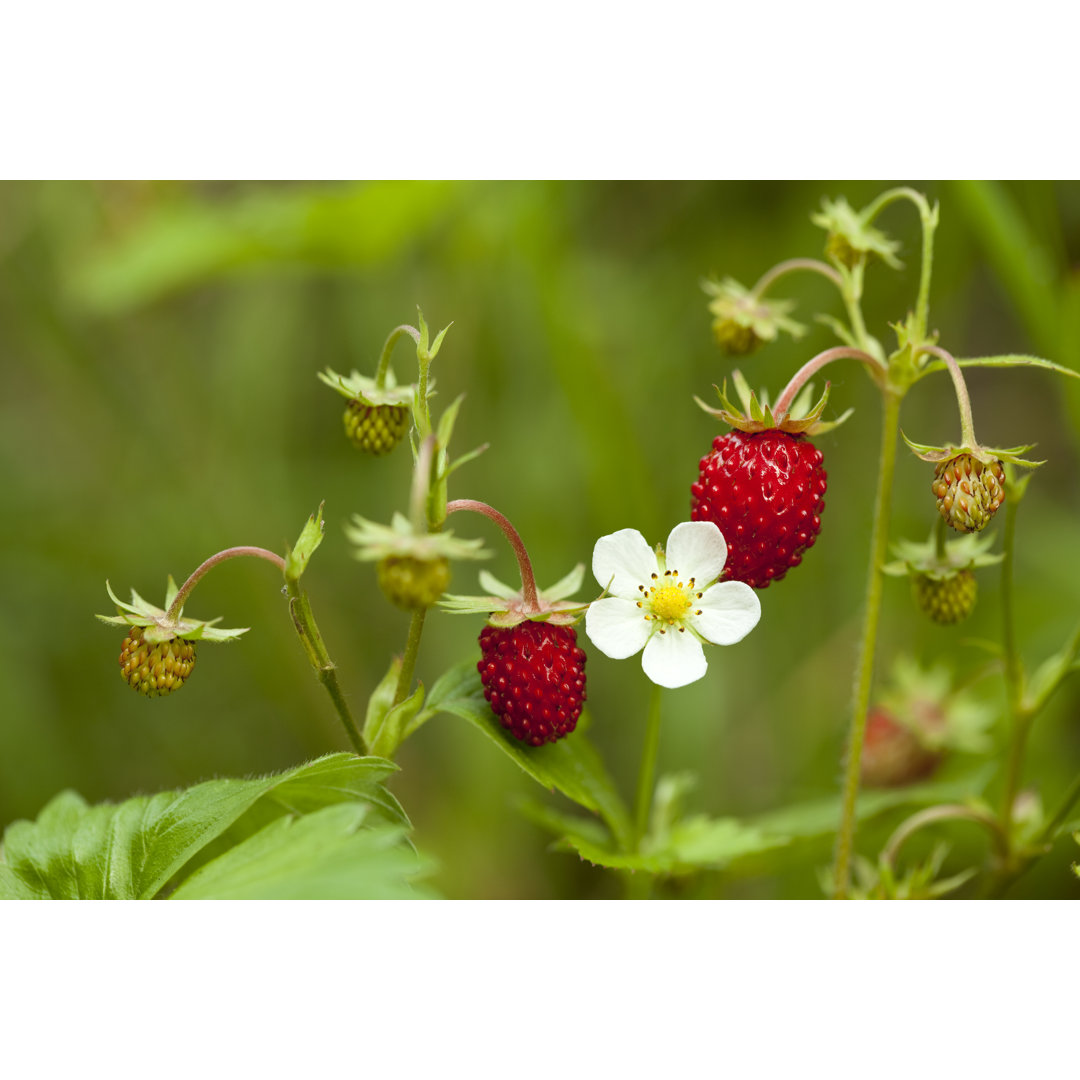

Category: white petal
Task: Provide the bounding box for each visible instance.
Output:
[641,627,707,688]
[664,520,728,585]
[592,528,658,599]
[689,581,761,645]
[585,597,653,659]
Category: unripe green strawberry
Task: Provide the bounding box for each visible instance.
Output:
[119,625,197,698]
[377,555,451,610]
[343,400,410,456]
[711,318,760,356]
[932,453,1005,533]
[912,569,977,625]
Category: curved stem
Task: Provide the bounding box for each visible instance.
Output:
[167,546,286,621]
[374,324,421,390]
[832,389,903,898]
[922,345,978,448]
[751,257,843,296]
[860,186,937,340]
[633,683,664,850]
[446,499,539,609]
[773,346,884,417]
[881,803,1007,870]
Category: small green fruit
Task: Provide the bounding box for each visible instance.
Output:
[120,626,196,697]
[912,569,977,625]
[377,555,451,610]
[343,400,410,456]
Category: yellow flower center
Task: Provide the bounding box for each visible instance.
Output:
[636,570,704,631]
[650,584,691,623]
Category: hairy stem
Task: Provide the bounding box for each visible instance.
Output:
[446,499,539,609]
[167,546,286,621]
[832,389,903,897]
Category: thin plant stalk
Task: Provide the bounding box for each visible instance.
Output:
[832,389,903,897]
[634,683,664,850]
[167,546,285,621]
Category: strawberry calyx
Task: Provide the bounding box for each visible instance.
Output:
[346,512,489,567]
[318,367,421,410]
[97,578,249,645]
[439,563,589,628]
[900,433,1042,470]
[883,529,1001,582]
[701,277,805,355]
[695,368,852,437]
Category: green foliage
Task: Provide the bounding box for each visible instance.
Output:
[0,754,431,900]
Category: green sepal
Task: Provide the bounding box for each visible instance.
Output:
[285,503,325,583]
[438,563,589,627]
[812,195,902,269]
[345,511,489,563]
[97,580,249,644]
[701,276,805,350]
[318,367,416,407]
[883,529,1002,580]
[900,431,1044,468]
[696,373,851,436]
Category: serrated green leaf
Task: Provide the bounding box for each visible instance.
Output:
[1026,623,1080,714]
[0,753,404,899]
[285,503,325,582]
[170,804,434,900]
[427,660,633,849]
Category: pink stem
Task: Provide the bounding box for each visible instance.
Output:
[167,546,285,620]
[773,346,883,418]
[445,499,539,609]
[921,344,977,448]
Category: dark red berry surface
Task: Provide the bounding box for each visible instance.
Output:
[691,430,827,589]
[477,622,586,746]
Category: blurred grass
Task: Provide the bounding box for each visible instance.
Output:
[1,180,1078,898]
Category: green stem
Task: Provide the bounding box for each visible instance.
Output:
[167,546,285,621]
[860,186,937,341]
[393,608,428,707]
[934,514,948,560]
[374,324,421,390]
[832,389,903,898]
[923,345,978,448]
[633,683,664,850]
[751,257,843,296]
[841,262,873,355]
[998,495,1028,834]
[286,578,365,755]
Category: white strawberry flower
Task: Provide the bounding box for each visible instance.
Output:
[585,521,761,689]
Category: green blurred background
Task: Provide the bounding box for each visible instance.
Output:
[2,180,1078,898]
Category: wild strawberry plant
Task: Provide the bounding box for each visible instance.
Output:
[3,186,1079,900]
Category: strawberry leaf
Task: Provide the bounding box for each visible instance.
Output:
[914,353,1080,384]
[0,754,411,900]
[427,659,633,849]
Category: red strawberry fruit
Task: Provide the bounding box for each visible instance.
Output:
[691,374,840,590]
[691,429,827,589]
[478,621,587,746]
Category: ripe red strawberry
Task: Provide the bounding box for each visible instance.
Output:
[477,621,587,746]
[119,625,197,698]
[691,429,827,589]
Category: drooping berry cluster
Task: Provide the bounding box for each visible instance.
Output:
[478,622,586,746]
[691,429,827,589]
[932,453,1005,533]
[120,625,196,697]
[343,400,410,456]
